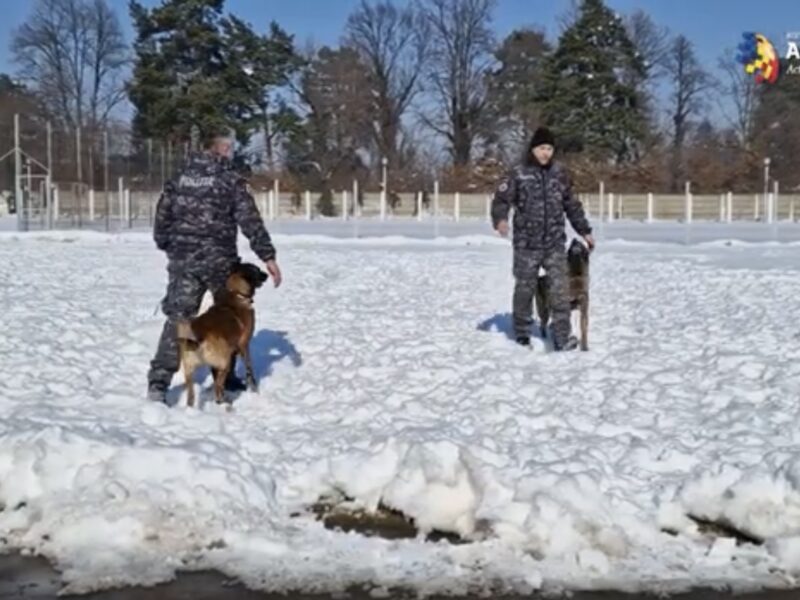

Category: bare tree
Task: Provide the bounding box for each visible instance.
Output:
[664,35,712,191]
[419,0,496,166]
[623,9,670,144]
[344,0,428,172]
[717,52,758,148]
[624,10,670,90]
[11,0,128,132]
[555,0,581,33]
[626,10,670,77]
[285,45,373,213]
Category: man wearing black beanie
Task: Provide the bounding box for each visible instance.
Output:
[490,126,594,351]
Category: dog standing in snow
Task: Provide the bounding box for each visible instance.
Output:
[176,262,267,407]
[535,238,591,351]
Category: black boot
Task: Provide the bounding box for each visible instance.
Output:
[147,383,167,404]
[554,335,578,352]
[515,335,531,347]
[224,356,247,391]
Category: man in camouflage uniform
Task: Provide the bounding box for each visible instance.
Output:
[491,127,594,350]
[146,130,282,403]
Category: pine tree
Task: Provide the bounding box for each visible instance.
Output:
[486,29,552,160]
[539,0,646,163]
[127,0,298,150]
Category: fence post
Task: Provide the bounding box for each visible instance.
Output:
[719,194,724,222]
[45,177,52,229]
[486,195,492,222]
[117,177,123,227]
[685,181,692,224]
[647,192,654,223]
[416,192,423,221]
[454,192,460,222]
[791,196,796,222]
[434,180,440,218]
[125,189,131,227]
[353,179,359,217]
[380,190,386,220]
[305,190,311,220]
[342,190,348,221]
[607,193,614,223]
[89,189,95,222]
[273,179,279,216]
[767,193,774,224]
[726,192,733,223]
[598,181,605,223]
[53,186,60,224]
[774,181,780,221]
[754,194,759,221]
[268,190,275,220]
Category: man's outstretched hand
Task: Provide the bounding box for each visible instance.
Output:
[495,220,509,237]
[583,234,595,251]
[266,259,282,288]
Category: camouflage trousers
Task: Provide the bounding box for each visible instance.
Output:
[147,255,238,391]
[512,248,571,345]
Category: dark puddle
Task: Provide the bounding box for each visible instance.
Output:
[295,495,468,544]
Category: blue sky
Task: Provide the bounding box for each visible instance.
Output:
[1,0,799,126]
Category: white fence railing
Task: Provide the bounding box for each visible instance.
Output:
[10,179,800,230]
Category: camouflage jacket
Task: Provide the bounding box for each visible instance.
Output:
[490,161,591,251]
[153,152,276,263]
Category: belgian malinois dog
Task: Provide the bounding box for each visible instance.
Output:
[535,239,590,351]
[176,263,267,406]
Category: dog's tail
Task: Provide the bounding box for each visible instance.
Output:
[176,320,199,345]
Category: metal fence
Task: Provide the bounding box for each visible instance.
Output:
[2,112,798,231]
[5,184,799,232]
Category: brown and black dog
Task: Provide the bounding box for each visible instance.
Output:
[535,238,591,351]
[176,262,267,407]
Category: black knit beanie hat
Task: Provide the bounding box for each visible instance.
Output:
[529,127,556,150]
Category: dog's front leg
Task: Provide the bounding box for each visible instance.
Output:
[580,295,589,351]
[240,343,257,392]
[214,360,231,404]
[179,344,196,407]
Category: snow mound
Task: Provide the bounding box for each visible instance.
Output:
[2,231,800,594]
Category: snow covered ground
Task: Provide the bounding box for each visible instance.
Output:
[1,223,800,596]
